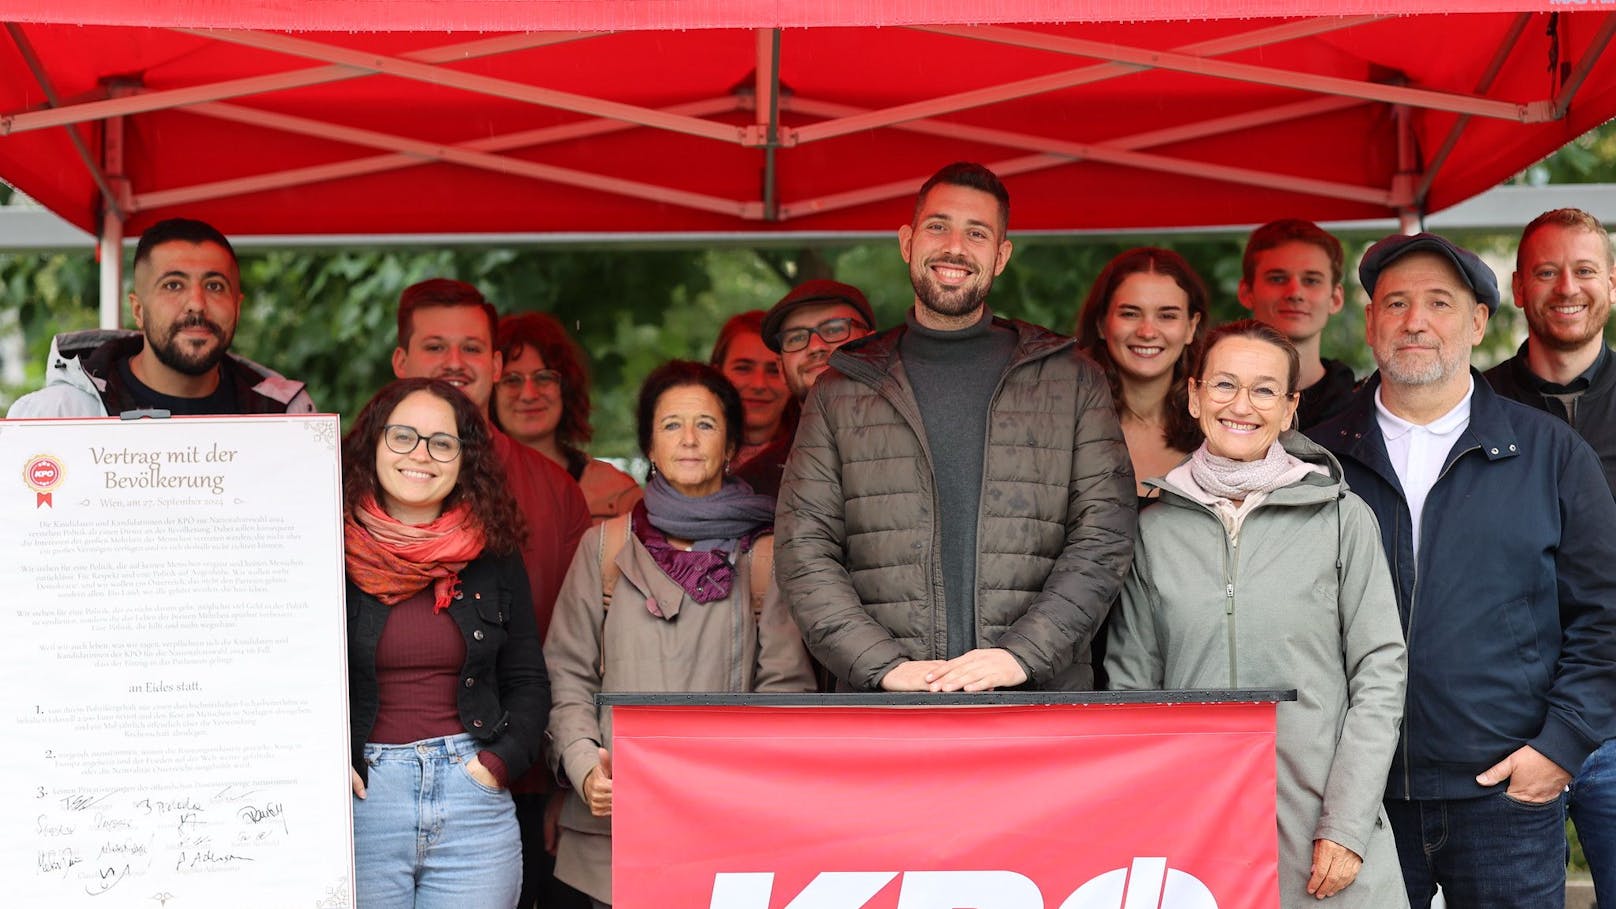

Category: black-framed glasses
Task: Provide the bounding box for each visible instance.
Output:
[497,369,562,392]
[1193,377,1296,410]
[382,424,463,461]
[777,317,863,353]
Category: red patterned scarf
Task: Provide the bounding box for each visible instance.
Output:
[344,495,486,613]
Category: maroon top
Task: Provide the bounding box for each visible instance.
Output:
[370,588,508,786]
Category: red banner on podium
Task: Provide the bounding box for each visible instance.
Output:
[612,701,1279,908]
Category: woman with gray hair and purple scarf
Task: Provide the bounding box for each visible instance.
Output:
[542,360,815,907]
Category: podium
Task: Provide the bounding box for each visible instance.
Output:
[603,690,1294,909]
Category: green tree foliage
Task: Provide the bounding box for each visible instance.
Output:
[236,246,713,456]
[1,250,100,394]
[1516,121,1616,184]
[13,112,1616,449]
[0,235,1390,453]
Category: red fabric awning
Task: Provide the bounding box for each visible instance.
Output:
[2,5,1613,237]
[0,1,1583,31]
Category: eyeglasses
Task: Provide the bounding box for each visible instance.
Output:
[777,317,865,353]
[1193,377,1296,410]
[497,369,562,393]
[382,424,463,462]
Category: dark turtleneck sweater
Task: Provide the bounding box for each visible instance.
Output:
[898,306,1018,658]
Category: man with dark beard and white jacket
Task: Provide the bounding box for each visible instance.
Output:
[775,162,1136,693]
[8,218,313,418]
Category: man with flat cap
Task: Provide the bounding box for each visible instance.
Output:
[1310,232,1616,908]
[734,280,877,498]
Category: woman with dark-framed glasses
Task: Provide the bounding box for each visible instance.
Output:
[342,377,549,909]
[1106,321,1407,908]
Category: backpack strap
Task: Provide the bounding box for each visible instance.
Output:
[598,513,631,609]
[595,514,633,673]
[749,533,774,617]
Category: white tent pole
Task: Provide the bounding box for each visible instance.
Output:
[1395,103,1422,235]
[99,97,128,330]
[98,209,123,330]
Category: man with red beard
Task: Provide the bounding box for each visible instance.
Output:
[390,278,591,634]
[8,218,313,417]
[1485,208,1616,908]
[776,162,1135,692]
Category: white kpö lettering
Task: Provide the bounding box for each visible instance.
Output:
[709,872,896,909]
[709,861,1219,909]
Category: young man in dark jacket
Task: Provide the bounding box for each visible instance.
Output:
[1484,208,1616,908]
[1311,231,1616,909]
[1237,218,1358,430]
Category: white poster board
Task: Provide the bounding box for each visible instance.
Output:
[0,415,352,909]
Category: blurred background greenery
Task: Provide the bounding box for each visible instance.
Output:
[5,123,1616,468]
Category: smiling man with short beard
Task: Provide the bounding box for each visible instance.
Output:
[776,162,1136,695]
[1485,208,1616,909]
[8,217,314,417]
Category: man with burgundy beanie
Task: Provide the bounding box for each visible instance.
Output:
[734,279,877,497]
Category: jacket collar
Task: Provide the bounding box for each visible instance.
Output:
[48,328,309,408]
[1501,340,1616,398]
[828,313,1074,388]
[1150,431,1346,509]
[1319,368,1521,474]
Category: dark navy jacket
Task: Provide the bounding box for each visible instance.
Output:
[1310,370,1616,800]
[347,551,550,786]
[1486,342,1616,494]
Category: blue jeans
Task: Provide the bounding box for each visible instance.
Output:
[1572,740,1616,905]
[1385,792,1567,909]
[354,734,521,909]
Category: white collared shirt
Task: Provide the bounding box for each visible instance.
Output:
[1374,376,1474,560]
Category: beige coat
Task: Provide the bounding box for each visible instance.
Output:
[543,519,814,903]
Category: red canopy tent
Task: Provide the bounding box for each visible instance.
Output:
[1,2,1613,244]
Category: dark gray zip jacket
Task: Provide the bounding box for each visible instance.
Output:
[775,317,1136,691]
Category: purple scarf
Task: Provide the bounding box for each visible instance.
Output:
[635,475,774,605]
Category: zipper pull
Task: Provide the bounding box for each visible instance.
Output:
[1225,583,1234,614]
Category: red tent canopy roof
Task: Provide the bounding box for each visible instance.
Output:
[0,0,1582,31]
[2,4,1613,237]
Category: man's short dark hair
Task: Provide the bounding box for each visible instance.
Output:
[912,162,1010,234]
[1242,219,1344,288]
[133,218,237,272]
[396,278,498,349]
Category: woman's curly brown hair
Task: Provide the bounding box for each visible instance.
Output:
[343,378,527,556]
[1075,247,1210,453]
